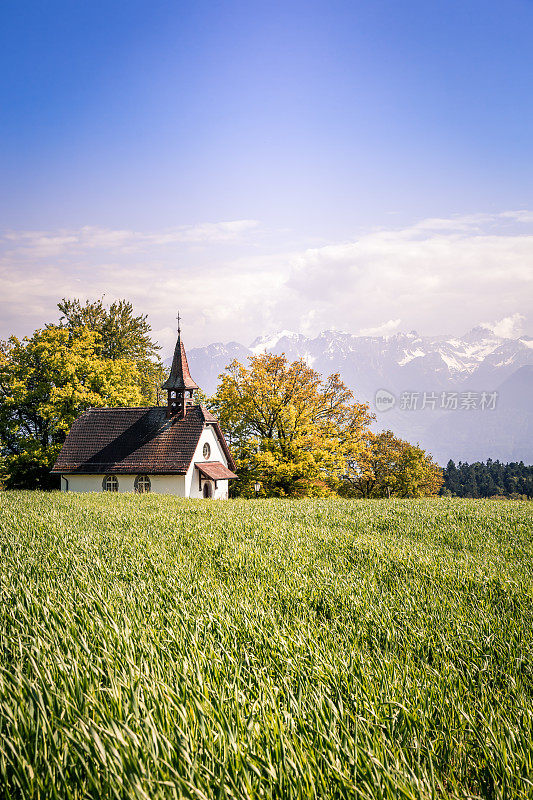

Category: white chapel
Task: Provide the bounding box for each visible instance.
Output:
[52,326,237,497]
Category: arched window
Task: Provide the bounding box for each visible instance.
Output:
[103,475,119,492]
[203,482,212,498]
[203,442,211,459]
[135,475,151,494]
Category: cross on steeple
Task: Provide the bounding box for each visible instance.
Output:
[176,310,181,336]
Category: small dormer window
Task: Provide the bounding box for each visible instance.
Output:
[203,442,211,459]
[103,475,119,492]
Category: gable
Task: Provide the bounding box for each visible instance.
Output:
[198,419,236,471]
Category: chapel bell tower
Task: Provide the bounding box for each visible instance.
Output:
[161,314,199,418]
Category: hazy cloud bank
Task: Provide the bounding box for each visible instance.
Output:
[1,211,531,354]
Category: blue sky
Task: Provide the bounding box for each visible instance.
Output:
[1,0,532,351]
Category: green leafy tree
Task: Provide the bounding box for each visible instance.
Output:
[57,297,165,403]
[0,326,144,488]
[342,430,443,498]
[210,353,373,497]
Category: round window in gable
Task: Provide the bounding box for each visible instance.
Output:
[203,442,211,459]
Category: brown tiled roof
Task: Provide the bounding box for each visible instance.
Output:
[161,336,199,390]
[52,404,235,474]
[199,407,217,423]
[196,462,238,480]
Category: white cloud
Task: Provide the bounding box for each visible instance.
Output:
[1,220,259,260]
[286,212,533,337]
[481,313,525,339]
[359,319,401,337]
[500,210,533,223]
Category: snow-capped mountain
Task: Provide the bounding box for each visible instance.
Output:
[189,326,533,396]
[249,330,305,355]
[185,326,533,464]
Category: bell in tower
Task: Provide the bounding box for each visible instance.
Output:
[161,314,199,418]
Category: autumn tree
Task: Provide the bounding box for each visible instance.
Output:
[342,429,443,498]
[210,353,373,497]
[57,297,165,403]
[0,326,144,488]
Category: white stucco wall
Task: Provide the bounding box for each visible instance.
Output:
[62,473,186,495]
[149,475,186,495]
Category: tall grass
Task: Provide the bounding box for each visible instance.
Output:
[0,493,532,799]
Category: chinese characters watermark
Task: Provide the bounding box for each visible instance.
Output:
[375,389,498,412]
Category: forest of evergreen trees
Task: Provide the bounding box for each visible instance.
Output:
[441,460,533,499]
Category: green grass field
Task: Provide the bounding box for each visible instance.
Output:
[1,494,532,799]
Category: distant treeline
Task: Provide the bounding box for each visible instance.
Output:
[441,459,533,499]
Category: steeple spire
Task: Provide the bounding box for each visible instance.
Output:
[162,314,198,417]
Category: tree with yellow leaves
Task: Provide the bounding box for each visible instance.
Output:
[211,353,373,497]
[0,326,144,488]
